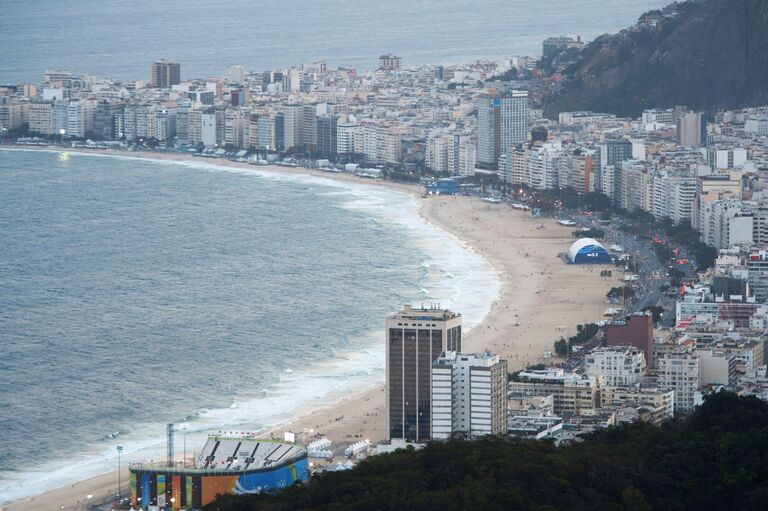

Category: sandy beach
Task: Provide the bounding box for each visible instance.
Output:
[1,147,612,510]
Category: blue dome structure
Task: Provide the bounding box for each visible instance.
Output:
[567,238,611,264]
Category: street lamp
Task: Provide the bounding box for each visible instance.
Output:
[176,423,189,467]
[116,445,123,499]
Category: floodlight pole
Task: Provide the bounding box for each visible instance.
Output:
[117,445,123,500]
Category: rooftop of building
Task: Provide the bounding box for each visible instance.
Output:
[433,350,501,367]
[388,304,461,321]
[129,436,306,475]
[588,345,644,354]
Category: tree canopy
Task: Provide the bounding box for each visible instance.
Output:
[204,393,768,511]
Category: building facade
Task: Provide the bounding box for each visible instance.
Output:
[476,88,528,169]
[431,351,507,439]
[151,60,181,88]
[386,306,462,442]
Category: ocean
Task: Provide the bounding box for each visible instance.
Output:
[0,0,668,83]
[0,149,499,503]
[0,0,674,501]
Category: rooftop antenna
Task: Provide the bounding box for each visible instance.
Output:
[167,423,175,467]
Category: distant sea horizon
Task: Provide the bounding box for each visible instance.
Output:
[0,0,668,83]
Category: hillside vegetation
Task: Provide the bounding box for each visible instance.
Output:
[205,392,768,511]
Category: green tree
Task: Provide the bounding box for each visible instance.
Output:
[204,392,768,511]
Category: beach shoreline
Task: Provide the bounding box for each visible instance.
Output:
[1,145,613,510]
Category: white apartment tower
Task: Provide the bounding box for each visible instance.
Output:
[657,350,700,414]
[431,351,508,439]
[282,105,304,151]
[476,89,528,169]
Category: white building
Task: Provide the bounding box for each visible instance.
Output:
[431,351,507,439]
[65,99,94,138]
[695,348,736,387]
[657,349,700,414]
[281,105,304,151]
[337,123,359,154]
[527,142,561,190]
[201,112,217,147]
[584,346,646,387]
[702,196,753,249]
[476,89,528,169]
[745,117,768,136]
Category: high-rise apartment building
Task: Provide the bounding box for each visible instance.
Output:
[657,349,700,414]
[0,103,26,132]
[28,101,53,135]
[201,111,216,147]
[246,113,260,149]
[151,60,181,88]
[677,111,704,147]
[379,54,402,71]
[571,153,594,193]
[476,88,528,170]
[316,114,337,158]
[585,346,646,387]
[281,105,304,152]
[92,100,124,140]
[336,123,359,155]
[386,305,462,442]
[65,99,94,138]
[302,104,318,151]
[599,139,633,167]
[223,108,248,148]
[258,114,274,150]
[431,351,507,439]
[747,250,768,303]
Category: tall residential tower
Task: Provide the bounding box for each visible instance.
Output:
[476,88,528,170]
[386,305,462,442]
[151,60,181,88]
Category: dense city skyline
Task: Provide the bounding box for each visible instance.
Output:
[3,0,768,510]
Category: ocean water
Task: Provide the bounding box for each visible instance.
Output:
[0,0,669,83]
[0,149,499,503]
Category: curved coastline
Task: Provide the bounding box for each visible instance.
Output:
[1,145,613,510]
[0,146,503,509]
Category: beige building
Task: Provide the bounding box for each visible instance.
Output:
[28,101,53,135]
[508,369,600,415]
[601,387,675,424]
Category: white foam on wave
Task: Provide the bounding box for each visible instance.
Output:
[0,149,501,504]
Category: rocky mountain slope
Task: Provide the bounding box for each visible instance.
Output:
[545,0,768,117]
